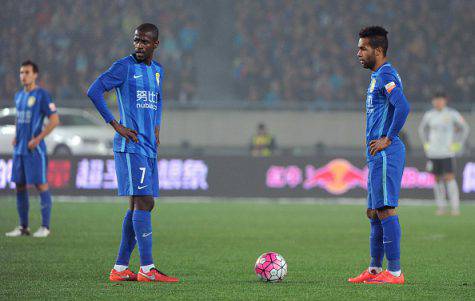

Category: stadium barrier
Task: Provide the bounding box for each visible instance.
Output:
[0,155,474,199]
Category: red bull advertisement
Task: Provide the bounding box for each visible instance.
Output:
[303,159,368,194]
[267,159,435,195]
[0,155,474,199]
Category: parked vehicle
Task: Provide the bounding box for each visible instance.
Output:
[0,108,114,155]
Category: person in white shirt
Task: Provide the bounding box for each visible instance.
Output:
[418,92,470,215]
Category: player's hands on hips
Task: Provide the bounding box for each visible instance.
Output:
[369,137,391,156]
[110,120,138,143]
[27,137,41,150]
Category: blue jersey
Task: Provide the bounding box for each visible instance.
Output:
[365,62,408,161]
[14,87,57,155]
[98,55,163,158]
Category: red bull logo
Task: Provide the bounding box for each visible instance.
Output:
[266,158,436,195]
[303,159,366,194]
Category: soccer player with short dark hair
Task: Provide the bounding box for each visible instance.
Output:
[5,60,59,238]
[87,23,178,282]
[348,26,410,284]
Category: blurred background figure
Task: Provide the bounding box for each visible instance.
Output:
[418,92,470,216]
[250,123,276,157]
[398,130,411,154]
[5,61,59,238]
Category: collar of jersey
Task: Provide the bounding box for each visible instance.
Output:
[130,54,139,63]
[373,62,391,74]
[130,54,155,67]
[22,87,39,94]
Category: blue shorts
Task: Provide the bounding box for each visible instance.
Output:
[367,150,405,210]
[11,150,48,185]
[114,152,159,197]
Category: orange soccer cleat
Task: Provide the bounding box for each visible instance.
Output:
[364,270,405,284]
[109,268,138,282]
[137,268,179,283]
[348,269,380,283]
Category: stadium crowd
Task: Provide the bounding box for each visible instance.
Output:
[1,1,473,107]
[232,0,474,105]
[0,0,199,104]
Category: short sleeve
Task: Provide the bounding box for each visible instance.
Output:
[379,72,400,98]
[40,90,57,117]
[99,61,127,91]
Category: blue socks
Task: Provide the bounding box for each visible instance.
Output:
[39,190,52,229]
[15,189,52,229]
[132,210,154,266]
[381,215,401,272]
[369,218,384,269]
[16,190,29,228]
[116,210,137,265]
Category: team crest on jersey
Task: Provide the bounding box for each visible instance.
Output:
[369,78,376,93]
[155,72,160,86]
[27,96,36,107]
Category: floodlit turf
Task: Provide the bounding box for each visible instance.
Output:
[0,197,474,300]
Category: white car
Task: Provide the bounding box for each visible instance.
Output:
[0,108,115,155]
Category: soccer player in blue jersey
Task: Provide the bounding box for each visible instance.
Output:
[87,23,178,283]
[5,61,59,238]
[348,26,410,284]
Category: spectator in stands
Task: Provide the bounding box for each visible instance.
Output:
[232,0,474,105]
[0,0,199,104]
[250,123,277,157]
[1,0,473,107]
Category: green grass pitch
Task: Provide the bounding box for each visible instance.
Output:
[0,197,474,300]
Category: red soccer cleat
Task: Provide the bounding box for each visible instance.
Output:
[364,270,405,284]
[109,268,138,282]
[137,268,179,283]
[348,269,380,283]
